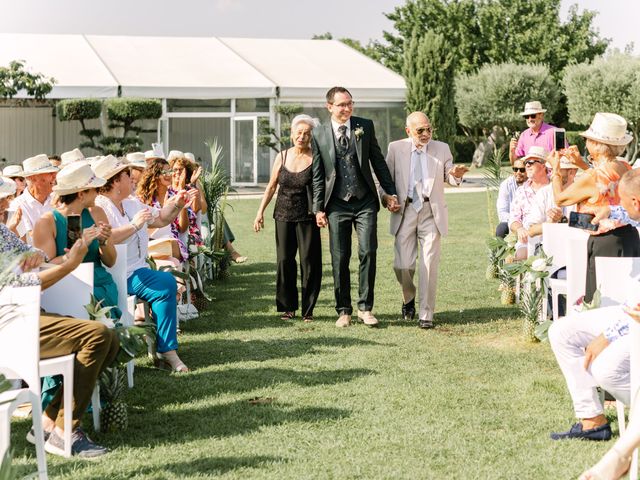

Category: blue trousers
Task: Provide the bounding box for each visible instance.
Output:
[127,267,178,353]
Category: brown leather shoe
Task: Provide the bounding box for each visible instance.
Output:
[336,313,351,327]
[357,310,379,327]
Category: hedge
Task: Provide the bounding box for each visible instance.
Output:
[56,99,102,121]
[105,98,162,123]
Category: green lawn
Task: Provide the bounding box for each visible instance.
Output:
[12,192,618,479]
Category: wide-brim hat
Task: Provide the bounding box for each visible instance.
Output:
[520,101,547,116]
[184,152,196,163]
[60,148,85,166]
[580,112,633,146]
[167,150,183,162]
[22,154,59,177]
[92,155,130,181]
[126,152,147,169]
[2,165,24,178]
[52,161,106,195]
[522,145,548,162]
[145,142,165,160]
[0,176,17,199]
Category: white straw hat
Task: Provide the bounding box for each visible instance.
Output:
[167,150,183,162]
[92,155,130,181]
[145,142,165,160]
[2,165,24,178]
[52,161,106,195]
[0,176,17,199]
[60,148,85,166]
[22,154,59,177]
[522,145,548,162]
[184,152,196,163]
[126,152,147,169]
[520,101,547,116]
[580,112,633,146]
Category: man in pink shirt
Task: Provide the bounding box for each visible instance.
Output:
[509,101,558,165]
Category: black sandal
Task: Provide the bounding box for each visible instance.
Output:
[280,311,295,320]
[303,315,313,323]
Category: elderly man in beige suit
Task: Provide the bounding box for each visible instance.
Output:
[381,112,468,328]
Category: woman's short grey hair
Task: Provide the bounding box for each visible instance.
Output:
[290,114,318,131]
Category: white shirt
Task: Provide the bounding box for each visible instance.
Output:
[331,118,351,139]
[95,195,149,278]
[9,188,53,241]
[407,143,428,199]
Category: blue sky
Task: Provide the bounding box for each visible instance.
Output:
[5,0,639,53]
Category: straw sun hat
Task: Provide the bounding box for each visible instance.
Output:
[52,162,106,196]
[520,101,547,116]
[22,154,59,177]
[2,165,24,178]
[580,112,633,146]
[0,176,17,199]
[126,152,147,169]
[92,155,130,181]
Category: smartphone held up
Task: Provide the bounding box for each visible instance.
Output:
[66,214,82,250]
[554,128,566,151]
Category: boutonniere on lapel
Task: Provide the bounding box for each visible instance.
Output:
[353,126,364,141]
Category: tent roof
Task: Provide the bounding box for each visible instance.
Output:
[1,34,405,102]
[220,38,406,102]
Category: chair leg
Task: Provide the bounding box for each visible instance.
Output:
[0,409,10,463]
[91,385,100,432]
[617,400,626,434]
[29,394,49,480]
[62,363,74,458]
[126,360,134,389]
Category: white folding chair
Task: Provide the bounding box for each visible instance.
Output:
[39,262,101,440]
[595,257,640,446]
[542,223,569,321]
[565,227,590,315]
[0,286,48,479]
[106,244,136,388]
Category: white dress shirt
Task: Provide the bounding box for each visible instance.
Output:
[9,188,53,239]
[407,143,429,199]
[331,119,351,139]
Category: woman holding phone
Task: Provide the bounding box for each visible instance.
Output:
[548,112,640,303]
[32,161,120,317]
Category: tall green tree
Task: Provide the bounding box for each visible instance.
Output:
[563,53,640,162]
[403,30,456,144]
[378,0,608,76]
[0,60,55,99]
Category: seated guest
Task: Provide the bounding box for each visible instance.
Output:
[136,158,190,262]
[548,113,640,303]
[527,155,579,238]
[94,155,191,372]
[548,169,640,444]
[168,155,203,248]
[9,154,59,242]
[508,146,550,259]
[31,162,120,318]
[496,157,528,237]
[3,165,26,197]
[0,224,118,458]
[509,101,564,165]
[125,152,147,194]
[48,155,62,168]
[0,176,18,230]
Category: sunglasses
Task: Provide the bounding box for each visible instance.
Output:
[525,160,543,167]
[512,167,526,173]
[415,127,433,134]
[523,114,538,119]
[161,169,174,175]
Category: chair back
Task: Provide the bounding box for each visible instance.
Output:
[106,244,131,325]
[565,227,590,311]
[542,223,569,274]
[40,262,93,318]
[595,257,640,307]
[0,286,42,393]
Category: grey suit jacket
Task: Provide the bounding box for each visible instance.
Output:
[381,138,459,236]
[311,116,396,213]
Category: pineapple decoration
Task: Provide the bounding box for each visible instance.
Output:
[498,264,516,305]
[485,244,500,280]
[99,367,128,432]
[486,234,517,304]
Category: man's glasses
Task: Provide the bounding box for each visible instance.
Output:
[512,167,526,173]
[331,101,354,109]
[523,114,538,119]
[525,160,543,167]
[416,127,433,135]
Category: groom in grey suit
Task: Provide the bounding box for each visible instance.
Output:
[381,112,468,328]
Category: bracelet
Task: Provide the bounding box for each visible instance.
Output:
[130,222,140,232]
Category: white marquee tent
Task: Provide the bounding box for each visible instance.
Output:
[0,34,406,184]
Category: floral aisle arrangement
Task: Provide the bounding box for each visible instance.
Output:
[486,234,517,304]
[84,295,153,432]
[503,254,553,342]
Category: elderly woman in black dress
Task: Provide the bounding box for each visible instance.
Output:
[254,114,322,322]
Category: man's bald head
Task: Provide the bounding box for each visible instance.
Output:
[619,169,640,221]
[405,112,433,148]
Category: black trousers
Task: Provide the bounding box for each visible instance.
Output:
[584,224,640,302]
[275,219,322,316]
[326,195,378,315]
[495,222,510,238]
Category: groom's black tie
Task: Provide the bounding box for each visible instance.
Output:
[337,125,348,150]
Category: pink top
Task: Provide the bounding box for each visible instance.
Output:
[515,123,556,158]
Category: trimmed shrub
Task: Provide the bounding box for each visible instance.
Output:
[105,98,162,124]
[56,99,102,121]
